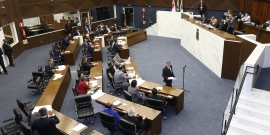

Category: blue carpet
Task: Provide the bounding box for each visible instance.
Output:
[254,67,270,91]
[0,35,235,135]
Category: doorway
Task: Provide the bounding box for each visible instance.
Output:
[124,7,134,27]
[80,11,90,30]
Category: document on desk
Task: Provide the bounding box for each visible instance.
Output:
[72,123,86,132]
[129,78,145,86]
[94,76,102,79]
[52,74,63,80]
[56,65,66,71]
[126,67,134,70]
[113,100,121,106]
[157,87,163,91]
[91,90,105,100]
[64,51,70,53]
[32,105,53,114]
[168,77,176,80]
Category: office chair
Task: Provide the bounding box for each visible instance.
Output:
[119,119,145,135]
[72,83,78,96]
[0,108,23,135]
[106,67,112,87]
[38,66,50,82]
[27,71,46,95]
[109,73,124,96]
[100,112,119,135]
[49,50,61,65]
[123,91,133,102]
[78,63,90,77]
[147,98,168,120]
[74,94,95,124]
[20,122,32,135]
[16,99,35,119]
[82,48,93,62]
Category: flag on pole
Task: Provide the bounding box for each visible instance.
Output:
[172,0,176,12]
[180,0,183,12]
[176,0,180,12]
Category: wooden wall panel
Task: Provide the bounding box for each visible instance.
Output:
[239,0,252,12]
[182,0,240,11]
[251,0,270,24]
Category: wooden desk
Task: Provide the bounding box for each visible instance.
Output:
[243,24,270,43]
[93,38,102,62]
[88,61,103,91]
[96,94,162,135]
[36,65,103,135]
[118,38,130,59]
[125,30,147,47]
[124,58,141,78]
[64,38,80,65]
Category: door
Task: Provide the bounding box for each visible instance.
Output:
[124,7,134,27]
[80,12,90,30]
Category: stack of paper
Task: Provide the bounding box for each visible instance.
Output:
[113,100,121,106]
[64,51,70,53]
[91,90,105,100]
[168,77,176,80]
[56,65,66,71]
[32,105,53,114]
[129,78,145,86]
[94,76,102,79]
[156,87,163,91]
[52,74,63,80]
[126,67,134,70]
[72,123,86,132]
[128,72,135,78]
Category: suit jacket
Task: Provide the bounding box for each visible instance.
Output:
[123,115,145,131]
[198,3,206,13]
[121,12,125,20]
[162,65,175,82]
[82,42,88,49]
[128,86,143,103]
[45,64,56,77]
[86,45,94,57]
[65,23,72,32]
[83,28,90,34]
[210,22,218,28]
[108,65,118,76]
[0,48,3,56]
[81,61,94,71]
[68,36,74,41]
[114,70,131,85]
[104,108,122,126]
[148,94,166,105]
[110,43,119,53]
[104,28,110,34]
[53,49,61,58]
[74,31,81,36]
[113,57,125,66]
[3,42,13,55]
[94,31,100,37]
[32,116,60,135]
[62,39,70,49]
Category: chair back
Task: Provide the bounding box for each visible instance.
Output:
[74,94,91,104]
[72,83,77,96]
[20,122,32,135]
[120,118,137,135]
[49,50,53,58]
[100,112,117,131]
[13,108,23,125]
[32,72,44,83]
[106,68,113,83]
[147,98,164,112]
[38,66,43,72]
[16,99,29,117]
[123,91,133,102]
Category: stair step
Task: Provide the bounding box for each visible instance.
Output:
[233,113,270,131]
[236,103,270,121]
[238,94,270,111]
[229,120,269,135]
[250,88,270,102]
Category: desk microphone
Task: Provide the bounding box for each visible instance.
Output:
[184,65,187,69]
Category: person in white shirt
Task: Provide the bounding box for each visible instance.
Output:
[266,18,270,24]
[241,13,251,22]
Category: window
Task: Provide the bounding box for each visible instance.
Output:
[1,22,18,47]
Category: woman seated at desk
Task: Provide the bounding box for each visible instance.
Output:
[77,75,91,95]
[210,16,218,28]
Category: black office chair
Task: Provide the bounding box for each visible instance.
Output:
[147,98,168,120]
[100,112,118,135]
[49,50,61,65]
[79,62,90,76]
[106,67,112,87]
[16,99,35,119]
[20,122,32,135]
[38,66,50,82]
[123,91,133,102]
[0,108,23,135]
[119,119,145,135]
[74,94,95,124]
[72,83,78,96]
[27,71,46,95]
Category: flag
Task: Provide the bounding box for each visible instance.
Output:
[172,0,176,12]
[180,0,183,12]
[176,0,180,12]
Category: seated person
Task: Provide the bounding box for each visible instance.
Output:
[237,11,244,20]
[61,36,70,50]
[31,107,60,135]
[53,44,64,62]
[104,102,123,126]
[82,38,89,49]
[74,29,81,36]
[241,13,251,22]
[219,15,228,31]
[86,42,94,57]
[210,17,218,28]
[128,80,146,104]
[67,33,74,41]
[113,23,118,31]
[85,34,92,42]
[77,75,91,95]
[148,88,167,106]
[94,28,100,37]
[83,25,91,34]
[107,36,114,46]
[201,14,206,23]
[266,18,270,24]
[113,52,126,67]
[108,60,118,76]
[124,107,148,132]
[110,38,119,54]
[45,59,58,78]
[114,66,134,90]
[81,57,97,72]
[103,25,111,34]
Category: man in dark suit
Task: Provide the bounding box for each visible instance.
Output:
[2,39,15,67]
[67,33,74,41]
[61,36,70,50]
[123,107,148,132]
[65,20,72,34]
[162,60,175,87]
[94,28,100,37]
[148,88,167,106]
[86,42,94,57]
[110,38,119,54]
[121,9,126,27]
[113,23,118,31]
[108,60,118,76]
[82,39,89,49]
[45,59,58,78]
[74,29,81,36]
[103,25,111,34]
[198,0,206,17]
[0,48,8,75]
[81,57,97,72]
[83,26,91,34]
[32,107,60,135]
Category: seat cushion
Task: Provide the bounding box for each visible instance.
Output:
[28,82,38,89]
[0,122,20,135]
[77,108,94,119]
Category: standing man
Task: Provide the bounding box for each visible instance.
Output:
[126,9,131,26]
[65,20,72,34]
[162,60,175,87]
[198,0,206,17]
[3,39,15,67]
[0,48,8,74]
[227,13,235,34]
[121,9,126,27]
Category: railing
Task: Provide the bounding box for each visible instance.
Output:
[221,65,259,135]
[138,11,157,29]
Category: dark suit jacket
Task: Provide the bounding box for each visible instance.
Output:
[210,22,218,28]
[3,42,13,55]
[87,45,94,57]
[0,48,3,56]
[32,116,60,135]
[62,39,70,50]
[65,23,72,32]
[110,43,119,53]
[94,31,100,37]
[148,94,167,105]
[68,36,74,41]
[108,65,118,77]
[82,42,88,49]
[45,64,56,77]
[123,115,145,131]
[74,31,81,36]
[83,28,90,34]
[198,3,206,13]
[162,65,175,83]
[53,49,61,58]
[81,61,94,71]
[103,28,109,34]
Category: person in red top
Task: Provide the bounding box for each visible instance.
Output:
[77,75,91,95]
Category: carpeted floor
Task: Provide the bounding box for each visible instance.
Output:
[0,35,235,135]
[254,67,270,92]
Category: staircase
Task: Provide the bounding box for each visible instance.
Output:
[146,23,158,36]
[226,88,270,135]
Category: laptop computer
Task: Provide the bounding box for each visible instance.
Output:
[80,127,94,135]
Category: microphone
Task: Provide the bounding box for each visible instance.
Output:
[183,65,187,69]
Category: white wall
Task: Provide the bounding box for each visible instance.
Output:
[0,27,9,68]
[23,17,41,26]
